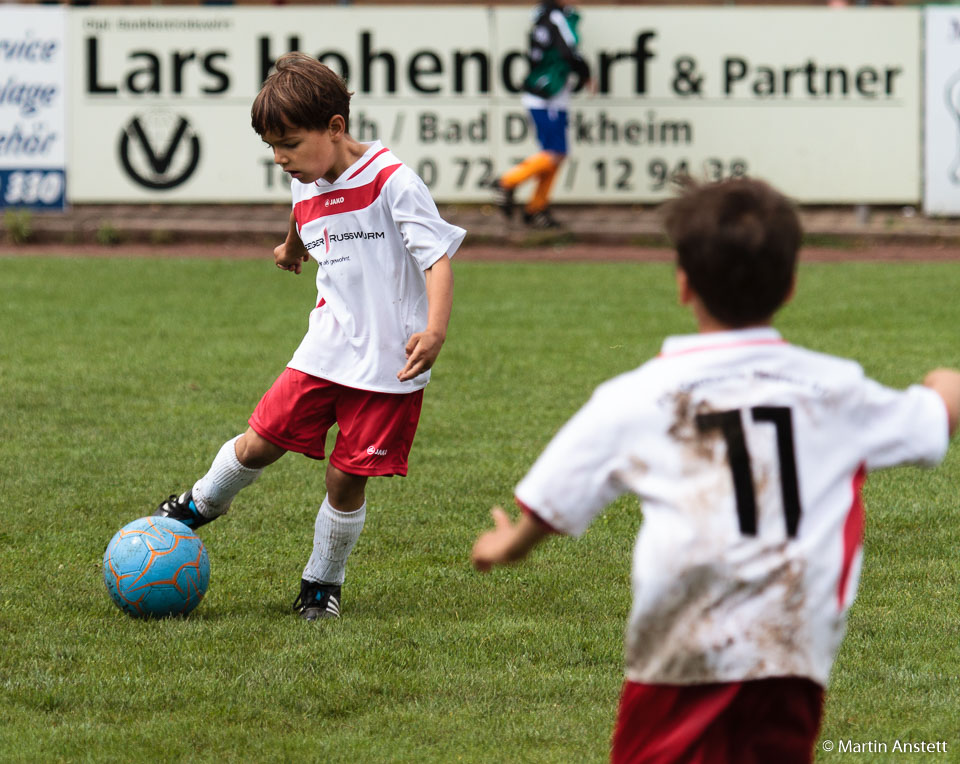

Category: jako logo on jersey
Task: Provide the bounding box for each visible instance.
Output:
[324,196,345,207]
[366,446,388,456]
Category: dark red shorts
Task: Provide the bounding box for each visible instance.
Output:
[248,367,423,476]
[611,677,824,764]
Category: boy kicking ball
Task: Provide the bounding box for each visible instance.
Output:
[472,178,960,762]
[155,52,464,621]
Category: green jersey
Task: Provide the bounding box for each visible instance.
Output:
[523,2,590,100]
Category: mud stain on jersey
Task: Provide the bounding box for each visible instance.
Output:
[617,455,651,483]
[740,550,807,679]
[666,392,730,521]
[667,392,722,463]
[625,565,714,678]
[626,548,809,683]
[629,394,813,683]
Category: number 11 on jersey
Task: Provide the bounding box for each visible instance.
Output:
[695,407,802,539]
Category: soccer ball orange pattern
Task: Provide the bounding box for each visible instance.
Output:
[103,516,210,618]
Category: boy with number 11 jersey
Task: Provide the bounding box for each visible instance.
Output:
[472,178,960,762]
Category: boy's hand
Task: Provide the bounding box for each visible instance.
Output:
[924,367,960,436]
[472,507,518,572]
[397,329,445,381]
[471,507,551,572]
[274,240,310,274]
[400,255,453,381]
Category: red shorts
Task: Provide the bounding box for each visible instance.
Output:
[248,367,423,476]
[611,677,824,764]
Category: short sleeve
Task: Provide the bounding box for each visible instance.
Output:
[855,380,949,470]
[515,383,631,537]
[389,171,466,270]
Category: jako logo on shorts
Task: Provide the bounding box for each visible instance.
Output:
[366,446,388,456]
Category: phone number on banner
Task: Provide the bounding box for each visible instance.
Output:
[0,169,66,209]
[407,156,749,197]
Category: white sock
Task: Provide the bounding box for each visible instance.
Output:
[302,496,366,585]
[191,435,263,518]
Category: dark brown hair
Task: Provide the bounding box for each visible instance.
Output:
[663,178,801,327]
[251,52,353,136]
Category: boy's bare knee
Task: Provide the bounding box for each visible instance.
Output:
[325,464,368,512]
[235,428,286,469]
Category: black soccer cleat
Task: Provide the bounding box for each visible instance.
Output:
[293,579,342,621]
[523,209,561,230]
[154,490,213,529]
[493,179,515,220]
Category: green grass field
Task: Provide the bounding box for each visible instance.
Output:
[1,256,958,763]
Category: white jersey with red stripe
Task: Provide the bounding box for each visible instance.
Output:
[515,327,949,686]
[287,141,465,393]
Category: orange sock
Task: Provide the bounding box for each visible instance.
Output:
[526,164,559,215]
[500,151,556,190]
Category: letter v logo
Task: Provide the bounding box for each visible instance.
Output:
[119,111,202,191]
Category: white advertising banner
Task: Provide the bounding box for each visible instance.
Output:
[924,8,960,215]
[66,6,921,204]
[0,6,68,209]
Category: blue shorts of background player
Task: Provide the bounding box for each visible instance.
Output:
[529,108,569,155]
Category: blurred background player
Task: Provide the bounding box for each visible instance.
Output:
[155,53,465,622]
[472,178,960,762]
[494,0,592,230]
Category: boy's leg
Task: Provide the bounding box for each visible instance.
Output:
[524,155,563,229]
[324,462,369,511]
[234,427,289,469]
[305,465,369,585]
[520,108,567,227]
[155,428,282,528]
[499,150,556,192]
[157,366,330,529]
[296,466,367,621]
[195,428,284,515]
[495,109,562,218]
[304,468,366,558]
[294,385,423,621]
[526,160,560,214]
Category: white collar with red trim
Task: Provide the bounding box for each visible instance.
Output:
[314,140,386,188]
[658,327,784,358]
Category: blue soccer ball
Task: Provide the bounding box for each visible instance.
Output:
[103,516,210,618]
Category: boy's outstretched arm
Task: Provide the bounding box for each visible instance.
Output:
[274,209,311,274]
[924,368,960,436]
[472,507,551,572]
[398,254,453,381]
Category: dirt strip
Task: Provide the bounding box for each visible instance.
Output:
[3,242,960,262]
